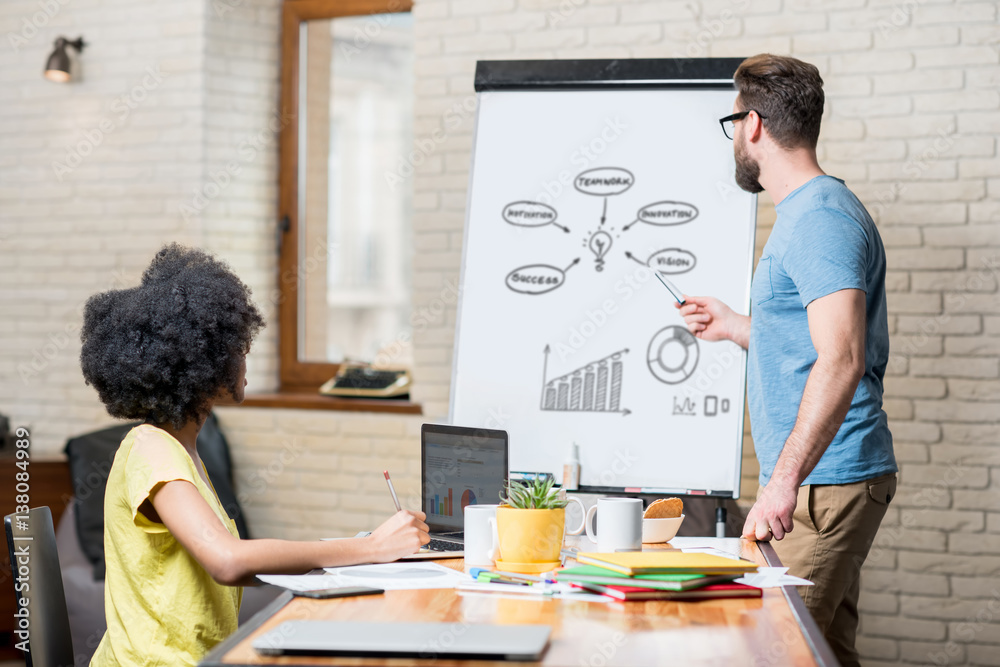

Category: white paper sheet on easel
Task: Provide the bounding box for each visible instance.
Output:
[321,562,469,591]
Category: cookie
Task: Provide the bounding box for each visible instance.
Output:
[644,497,683,519]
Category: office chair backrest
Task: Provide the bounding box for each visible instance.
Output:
[4,506,76,667]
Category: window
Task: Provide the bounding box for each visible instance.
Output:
[274,0,417,407]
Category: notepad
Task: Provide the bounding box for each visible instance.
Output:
[575,551,758,576]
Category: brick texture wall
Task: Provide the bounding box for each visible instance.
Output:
[1,1,997,665]
[2,0,209,448]
[405,3,999,666]
[0,0,283,446]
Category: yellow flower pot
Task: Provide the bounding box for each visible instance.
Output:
[494,506,565,569]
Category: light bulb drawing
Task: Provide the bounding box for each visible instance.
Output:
[589,230,612,272]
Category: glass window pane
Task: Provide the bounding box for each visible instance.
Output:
[298,13,414,366]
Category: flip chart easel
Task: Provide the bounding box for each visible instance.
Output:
[451,59,756,526]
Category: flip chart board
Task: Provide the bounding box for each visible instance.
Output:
[450,59,756,497]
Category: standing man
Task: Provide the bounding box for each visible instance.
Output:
[676,54,897,667]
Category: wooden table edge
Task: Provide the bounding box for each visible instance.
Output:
[757,541,839,667]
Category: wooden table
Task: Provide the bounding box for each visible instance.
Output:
[202,537,836,667]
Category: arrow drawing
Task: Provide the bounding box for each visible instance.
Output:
[624,251,645,267]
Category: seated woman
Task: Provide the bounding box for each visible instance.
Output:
[81,244,429,666]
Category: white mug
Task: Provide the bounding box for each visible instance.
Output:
[464,504,500,566]
[564,496,587,536]
[585,497,643,553]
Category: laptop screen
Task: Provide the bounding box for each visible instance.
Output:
[421,424,508,534]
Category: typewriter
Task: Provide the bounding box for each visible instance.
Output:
[319,363,412,399]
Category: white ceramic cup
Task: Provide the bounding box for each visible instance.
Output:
[564,496,587,536]
[585,497,643,553]
[463,504,500,566]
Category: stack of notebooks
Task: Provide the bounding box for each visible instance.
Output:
[556,551,763,602]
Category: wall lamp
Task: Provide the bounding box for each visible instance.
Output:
[45,36,85,83]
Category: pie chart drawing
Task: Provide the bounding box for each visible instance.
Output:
[647,326,699,384]
[461,489,476,510]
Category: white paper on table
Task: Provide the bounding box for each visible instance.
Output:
[257,574,349,592]
[680,546,745,561]
[735,567,814,588]
[321,562,469,591]
[457,583,555,596]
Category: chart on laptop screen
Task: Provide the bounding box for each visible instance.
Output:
[424,440,506,530]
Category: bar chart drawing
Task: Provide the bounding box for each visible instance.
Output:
[540,345,631,415]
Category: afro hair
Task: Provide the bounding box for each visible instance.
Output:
[81,243,265,429]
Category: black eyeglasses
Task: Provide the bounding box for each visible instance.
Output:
[719,110,767,140]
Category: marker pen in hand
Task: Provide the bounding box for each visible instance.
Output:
[654,271,686,305]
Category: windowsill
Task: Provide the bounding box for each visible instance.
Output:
[216,390,423,415]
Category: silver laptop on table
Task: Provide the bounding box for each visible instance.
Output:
[253,620,550,660]
[412,423,508,558]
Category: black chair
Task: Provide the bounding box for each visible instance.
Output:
[4,507,75,667]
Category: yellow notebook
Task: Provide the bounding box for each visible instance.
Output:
[576,551,758,576]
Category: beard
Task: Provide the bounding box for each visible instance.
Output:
[734,137,763,194]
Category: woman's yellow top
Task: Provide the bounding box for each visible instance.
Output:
[91,425,243,666]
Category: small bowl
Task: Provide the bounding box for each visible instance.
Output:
[642,514,685,543]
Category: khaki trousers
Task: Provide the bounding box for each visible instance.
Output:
[770,473,897,667]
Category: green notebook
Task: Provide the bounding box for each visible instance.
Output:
[556,565,738,592]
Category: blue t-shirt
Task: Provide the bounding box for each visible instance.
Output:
[748,175,896,487]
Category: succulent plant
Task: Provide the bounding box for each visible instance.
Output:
[500,476,568,510]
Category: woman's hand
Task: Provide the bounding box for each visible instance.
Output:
[367,510,431,563]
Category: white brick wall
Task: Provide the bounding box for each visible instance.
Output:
[1,1,998,664]
[1,0,208,450]
[0,0,283,448]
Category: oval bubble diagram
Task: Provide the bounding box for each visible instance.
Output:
[648,248,696,275]
[502,201,558,227]
[505,264,566,295]
[636,201,699,226]
[574,167,635,197]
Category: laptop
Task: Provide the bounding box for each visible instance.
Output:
[253,620,550,660]
[414,423,509,558]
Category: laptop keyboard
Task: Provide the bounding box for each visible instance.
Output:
[428,538,462,552]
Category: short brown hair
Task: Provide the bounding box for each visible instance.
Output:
[734,54,824,150]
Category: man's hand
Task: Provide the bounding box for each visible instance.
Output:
[675,296,750,349]
[741,480,798,541]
